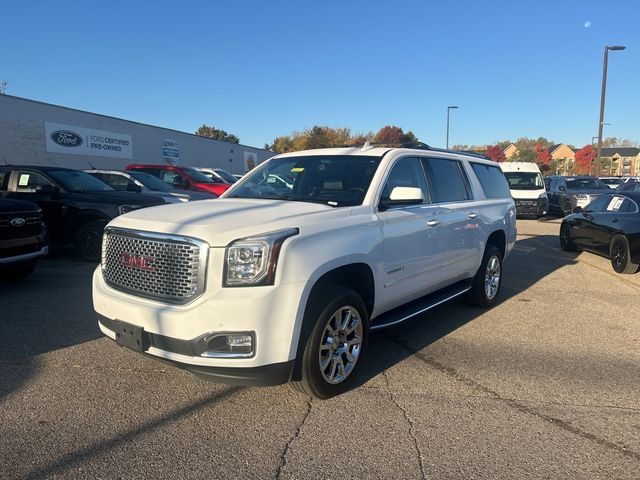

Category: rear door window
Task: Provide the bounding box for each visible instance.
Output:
[422,158,471,203]
[470,163,512,199]
[16,171,55,192]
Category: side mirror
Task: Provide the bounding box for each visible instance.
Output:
[380,186,424,210]
[573,206,583,214]
[559,185,566,191]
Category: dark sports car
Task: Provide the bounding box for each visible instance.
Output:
[560,191,640,274]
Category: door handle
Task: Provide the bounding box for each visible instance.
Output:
[468,212,478,219]
[612,218,618,223]
[427,219,441,227]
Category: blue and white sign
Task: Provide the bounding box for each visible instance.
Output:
[161,138,180,165]
[45,122,133,159]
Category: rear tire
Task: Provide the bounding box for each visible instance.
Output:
[467,244,502,308]
[610,235,639,274]
[291,286,369,399]
[74,222,104,262]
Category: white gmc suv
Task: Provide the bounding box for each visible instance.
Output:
[93,144,516,398]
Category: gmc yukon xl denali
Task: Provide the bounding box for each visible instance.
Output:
[94,144,516,398]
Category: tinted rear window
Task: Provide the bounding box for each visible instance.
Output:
[471,163,512,199]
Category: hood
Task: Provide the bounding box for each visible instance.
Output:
[108,198,349,246]
[0,197,41,213]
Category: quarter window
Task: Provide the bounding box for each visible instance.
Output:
[422,158,471,203]
[471,163,511,199]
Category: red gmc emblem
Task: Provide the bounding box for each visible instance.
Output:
[120,252,157,271]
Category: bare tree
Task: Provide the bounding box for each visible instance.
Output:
[0,81,7,94]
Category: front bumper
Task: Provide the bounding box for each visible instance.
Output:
[514,197,548,217]
[98,313,293,385]
[93,264,308,383]
[0,244,48,267]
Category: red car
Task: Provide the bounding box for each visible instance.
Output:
[125,164,232,196]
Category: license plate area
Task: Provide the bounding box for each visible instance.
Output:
[113,319,148,352]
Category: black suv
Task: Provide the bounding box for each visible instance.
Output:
[0,198,48,279]
[0,166,165,261]
[544,175,610,216]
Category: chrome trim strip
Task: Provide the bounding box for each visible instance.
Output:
[102,227,209,305]
[370,286,471,331]
[0,246,48,264]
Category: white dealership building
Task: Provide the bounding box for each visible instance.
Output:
[0,95,272,173]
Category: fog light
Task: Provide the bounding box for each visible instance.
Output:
[196,332,255,358]
[227,334,252,348]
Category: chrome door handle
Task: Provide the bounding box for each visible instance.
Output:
[468,212,478,219]
[427,219,441,227]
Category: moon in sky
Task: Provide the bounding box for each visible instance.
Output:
[584,21,592,28]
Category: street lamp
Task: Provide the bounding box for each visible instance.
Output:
[446,105,459,149]
[595,45,625,176]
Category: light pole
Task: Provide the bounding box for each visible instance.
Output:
[595,45,625,176]
[446,105,458,149]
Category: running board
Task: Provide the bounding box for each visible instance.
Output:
[370,279,472,331]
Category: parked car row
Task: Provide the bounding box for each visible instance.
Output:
[0,163,231,269]
[560,191,640,275]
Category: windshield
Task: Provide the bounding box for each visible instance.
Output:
[226,155,382,207]
[182,167,215,183]
[49,170,114,192]
[504,172,544,190]
[566,178,608,190]
[214,169,238,183]
[129,171,173,191]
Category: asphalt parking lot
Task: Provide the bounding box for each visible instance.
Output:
[1,218,639,479]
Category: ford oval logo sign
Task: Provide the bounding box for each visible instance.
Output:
[50,130,83,147]
[10,217,26,227]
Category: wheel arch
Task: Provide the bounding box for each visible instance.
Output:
[486,229,506,258]
[289,261,375,381]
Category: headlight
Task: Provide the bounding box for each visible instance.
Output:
[118,205,139,215]
[224,228,299,287]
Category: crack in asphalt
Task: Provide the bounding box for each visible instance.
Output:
[275,398,312,480]
[383,332,640,463]
[382,370,428,479]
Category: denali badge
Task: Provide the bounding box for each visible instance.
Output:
[120,252,157,271]
[50,130,84,147]
[10,217,26,227]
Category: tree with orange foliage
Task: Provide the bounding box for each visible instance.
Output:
[534,143,552,172]
[574,145,596,175]
[484,145,506,162]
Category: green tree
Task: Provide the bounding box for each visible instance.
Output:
[195,124,240,144]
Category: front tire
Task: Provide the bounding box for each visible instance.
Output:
[559,223,577,251]
[74,222,104,262]
[562,201,573,217]
[292,286,369,399]
[610,235,639,274]
[467,244,502,308]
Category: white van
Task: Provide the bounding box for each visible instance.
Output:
[499,162,548,217]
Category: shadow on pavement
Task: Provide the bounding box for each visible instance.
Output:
[354,234,578,388]
[0,246,99,401]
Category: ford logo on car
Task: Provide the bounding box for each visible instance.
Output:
[10,217,26,227]
[50,130,83,147]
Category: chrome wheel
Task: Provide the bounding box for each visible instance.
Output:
[484,254,501,300]
[318,305,363,385]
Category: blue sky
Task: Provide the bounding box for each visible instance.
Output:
[2,0,638,149]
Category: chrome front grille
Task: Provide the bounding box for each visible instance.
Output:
[102,227,209,304]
